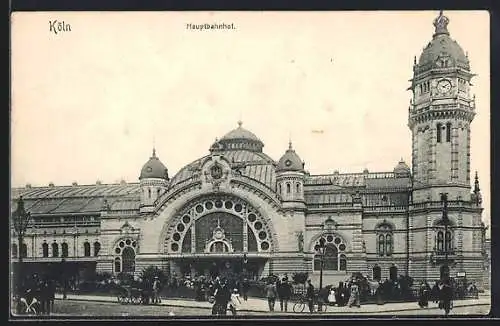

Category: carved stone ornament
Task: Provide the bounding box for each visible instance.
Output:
[210,163,223,180]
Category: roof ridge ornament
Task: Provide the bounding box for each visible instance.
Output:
[237,120,243,128]
[433,10,450,37]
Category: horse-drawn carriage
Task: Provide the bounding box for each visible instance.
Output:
[116,285,152,305]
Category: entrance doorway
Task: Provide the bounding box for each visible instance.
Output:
[177,257,265,281]
[389,265,398,281]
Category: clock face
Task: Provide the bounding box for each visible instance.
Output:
[437,79,452,94]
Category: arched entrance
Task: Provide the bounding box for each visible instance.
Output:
[163,194,276,281]
[389,265,398,281]
[373,265,381,281]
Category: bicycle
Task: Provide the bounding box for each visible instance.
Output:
[292,296,328,313]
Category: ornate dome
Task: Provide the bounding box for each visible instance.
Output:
[214,121,264,152]
[415,11,470,74]
[393,158,411,176]
[277,141,304,172]
[139,148,169,180]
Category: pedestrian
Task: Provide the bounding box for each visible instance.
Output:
[348,282,361,308]
[328,287,337,306]
[306,279,315,313]
[439,280,453,317]
[152,276,161,304]
[241,278,250,301]
[265,279,278,312]
[228,288,241,315]
[418,281,430,308]
[48,278,56,314]
[213,278,231,316]
[278,278,292,312]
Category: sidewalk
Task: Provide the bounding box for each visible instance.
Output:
[54,293,490,315]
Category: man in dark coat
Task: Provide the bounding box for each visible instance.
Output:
[241,278,250,301]
[306,280,315,313]
[418,282,430,308]
[213,279,231,316]
[439,280,453,316]
[278,278,292,312]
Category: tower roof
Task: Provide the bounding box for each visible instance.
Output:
[277,141,304,172]
[415,11,470,74]
[139,148,169,180]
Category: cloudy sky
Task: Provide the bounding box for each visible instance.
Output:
[11,11,490,225]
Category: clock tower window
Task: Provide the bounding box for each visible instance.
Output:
[446,122,452,142]
[286,183,291,194]
[436,123,442,143]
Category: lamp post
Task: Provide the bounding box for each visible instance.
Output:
[314,237,327,292]
[440,193,450,282]
[12,196,31,296]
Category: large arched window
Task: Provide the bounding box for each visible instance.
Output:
[94,241,101,256]
[52,243,59,257]
[313,234,347,271]
[436,230,453,253]
[83,241,91,257]
[61,243,69,257]
[376,222,393,256]
[114,238,137,274]
[209,241,230,253]
[42,243,49,257]
[122,247,135,273]
[12,243,18,258]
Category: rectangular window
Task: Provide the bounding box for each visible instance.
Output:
[446,123,451,142]
[436,123,442,143]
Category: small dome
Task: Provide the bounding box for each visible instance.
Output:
[222,121,261,142]
[139,148,169,180]
[416,12,469,73]
[394,158,411,176]
[277,141,304,172]
[217,121,264,152]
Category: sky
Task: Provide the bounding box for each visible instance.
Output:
[11,11,490,227]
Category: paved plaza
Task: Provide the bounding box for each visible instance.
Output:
[11,292,490,318]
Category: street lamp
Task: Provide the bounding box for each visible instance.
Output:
[12,196,31,296]
[314,237,327,291]
[440,193,450,282]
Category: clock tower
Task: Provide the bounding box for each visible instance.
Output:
[408,11,476,203]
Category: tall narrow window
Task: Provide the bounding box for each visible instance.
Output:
[21,243,28,258]
[385,234,393,256]
[61,243,68,257]
[114,257,121,273]
[84,241,91,257]
[446,122,452,142]
[94,242,101,256]
[437,231,444,252]
[286,183,291,194]
[278,184,282,194]
[12,244,18,258]
[148,188,151,199]
[378,234,385,256]
[157,188,161,197]
[296,183,300,194]
[42,243,49,257]
[436,123,442,143]
[52,243,59,257]
[373,265,381,281]
[445,231,452,252]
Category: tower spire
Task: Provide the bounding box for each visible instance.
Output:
[474,171,480,193]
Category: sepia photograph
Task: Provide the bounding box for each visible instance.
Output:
[10,10,490,319]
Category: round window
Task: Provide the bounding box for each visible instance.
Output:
[132,241,137,247]
[195,205,204,213]
[205,202,213,210]
[115,248,121,254]
[248,213,257,222]
[261,241,269,250]
[173,233,181,241]
[125,239,131,246]
[254,221,263,230]
[177,223,185,232]
[119,241,125,248]
[326,235,334,242]
[339,243,346,251]
[334,237,342,245]
[182,215,191,224]
[171,243,179,252]
[258,231,267,240]
[225,201,233,209]
[234,204,242,212]
[215,200,223,208]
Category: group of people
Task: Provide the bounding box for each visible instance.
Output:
[15,273,57,315]
[264,276,293,312]
[210,277,244,316]
[418,280,454,315]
